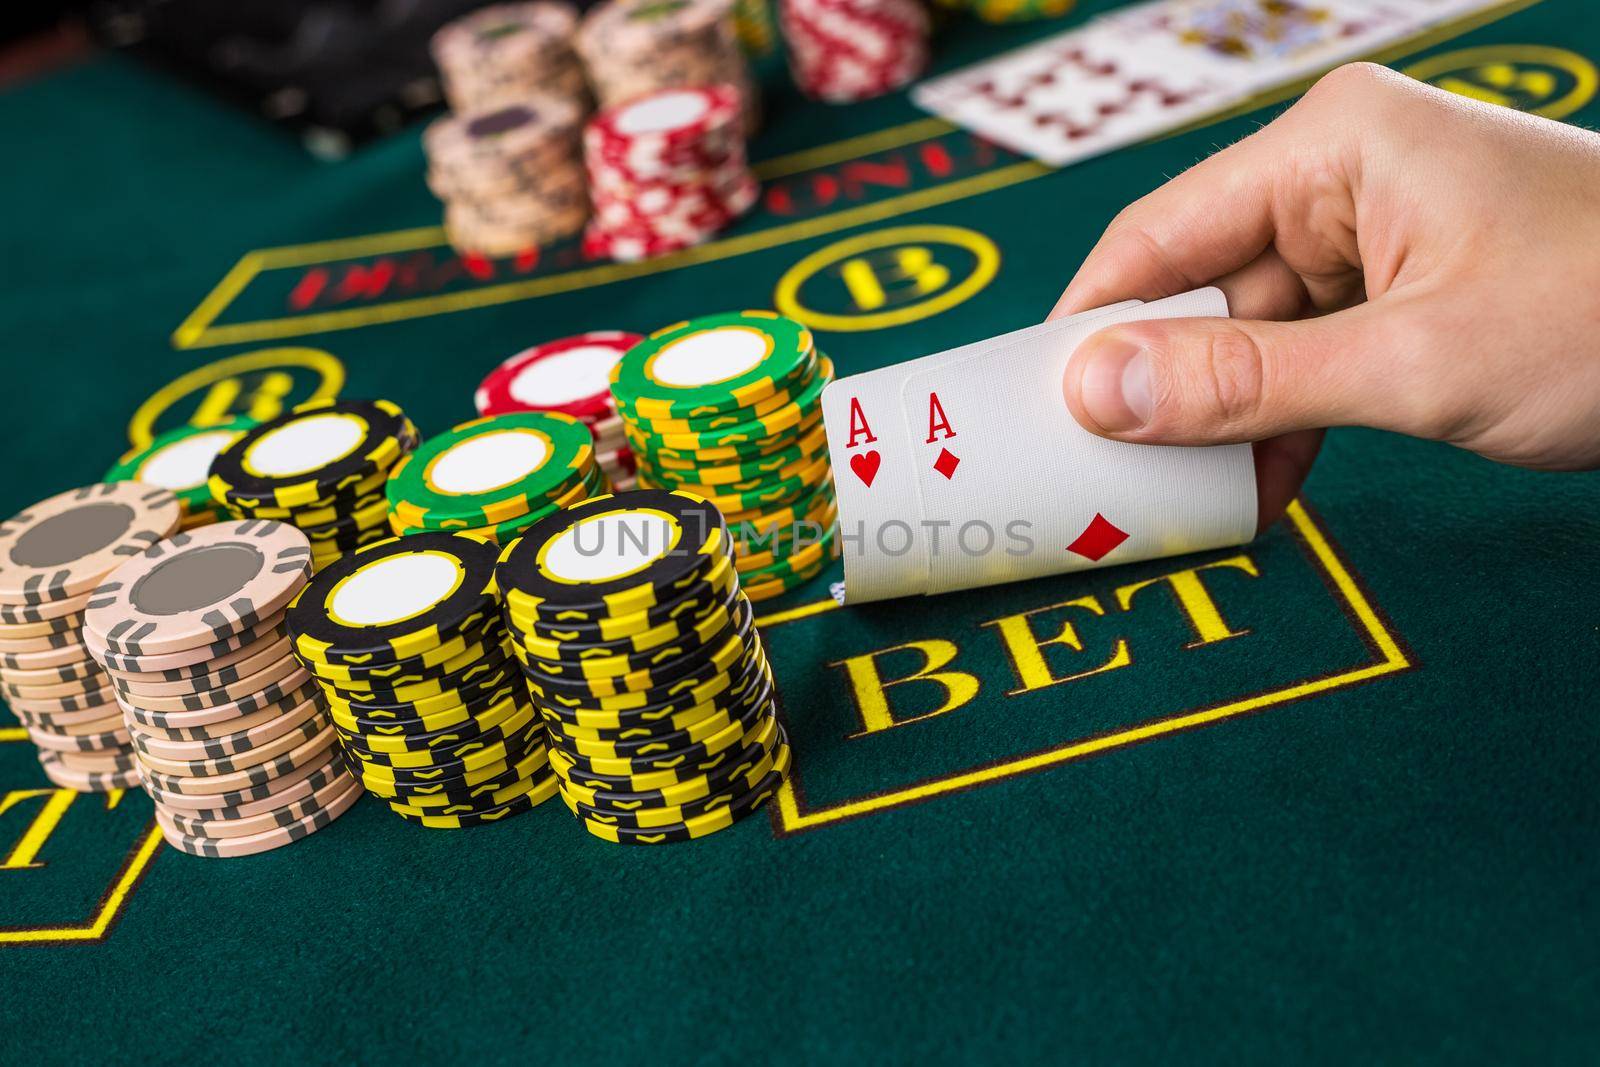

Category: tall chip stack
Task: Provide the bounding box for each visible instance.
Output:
[288,534,557,829]
[612,311,837,602]
[577,0,760,135]
[106,417,258,530]
[474,332,643,490]
[208,398,419,573]
[430,2,589,113]
[0,484,182,792]
[582,85,760,263]
[424,95,590,258]
[385,412,606,543]
[779,0,930,102]
[84,521,359,858]
[497,491,791,844]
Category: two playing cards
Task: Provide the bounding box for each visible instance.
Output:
[822,290,1258,604]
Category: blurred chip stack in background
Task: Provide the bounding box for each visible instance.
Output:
[430,2,589,112]
[779,0,930,102]
[577,0,759,135]
[425,93,591,257]
[582,84,759,262]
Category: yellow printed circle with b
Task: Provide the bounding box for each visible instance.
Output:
[1404,45,1598,120]
[774,225,1001,333]
[128,347,345,449]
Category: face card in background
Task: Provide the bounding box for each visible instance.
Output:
[911,19,1251,167]
[900,289,1258,597]
[1098,0,1430,95]
[912,0,1504,169]
[823,302,1143,605]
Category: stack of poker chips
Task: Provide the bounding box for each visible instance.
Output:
[0,484,182,792]
[581,85,760,263]
[386,412,606,544]
[473,331,643,491]
[106,417,258,530]
[779,0,930,103]
[613,311,837,602]
[430,2,589,113]
[288,534,556,829]
[577,0,759,136]
[208,399,419,573]
[425,95,589,258]
[497,490,790,844]
[83,521,360,858]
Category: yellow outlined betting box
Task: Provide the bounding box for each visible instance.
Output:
[758,500,1414,833]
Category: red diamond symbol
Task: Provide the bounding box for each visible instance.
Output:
[932,448,960,480]
[1066,513,1128,561]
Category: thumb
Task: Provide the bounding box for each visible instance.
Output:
[1062,304,1420,445]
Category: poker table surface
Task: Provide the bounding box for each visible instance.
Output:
[4,1,1599,1061]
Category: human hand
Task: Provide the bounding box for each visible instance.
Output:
[1054,63,1600,529]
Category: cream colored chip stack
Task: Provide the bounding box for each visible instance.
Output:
[0,483,181,792]
[431,2,590,112]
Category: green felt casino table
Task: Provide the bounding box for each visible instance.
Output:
[3,1,1599,1061]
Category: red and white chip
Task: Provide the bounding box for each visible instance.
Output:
[779,0,929,104]
[474,331,644,419]
[580,84,759,264]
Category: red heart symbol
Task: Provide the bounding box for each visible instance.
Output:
[849,450,881,488]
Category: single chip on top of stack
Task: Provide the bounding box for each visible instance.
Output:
[613,310,837,601]
[386,412,605,544]
[425,95,590,258]
[431,1,589,112]
[106,417,257,530]
[83,520,359,858]
[474,331,642,491]
[288,533,555,829]
[779,0,930,103]
[0,484,182,792]
[582,84,759,263]
[497,490,790,844]
[577,0,759,134]
[208,398,418,573]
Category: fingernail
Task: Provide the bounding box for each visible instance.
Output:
[1079,340,1153,432]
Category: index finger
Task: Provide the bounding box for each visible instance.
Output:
[1053,128,1282,318]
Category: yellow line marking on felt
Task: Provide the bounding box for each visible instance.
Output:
[0,824,164,946]
[174,162,1050,348]
[752,117,954,180]
[769,500,1412,832]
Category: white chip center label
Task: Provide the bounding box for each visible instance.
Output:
[616,90,709,136]
[512,346,623,407]
[429,429,551,496]
[541,510,681,583]
[330,551,464,626]
[246,413,366,478]
[142,430,239,491]
[651,327,770,388]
